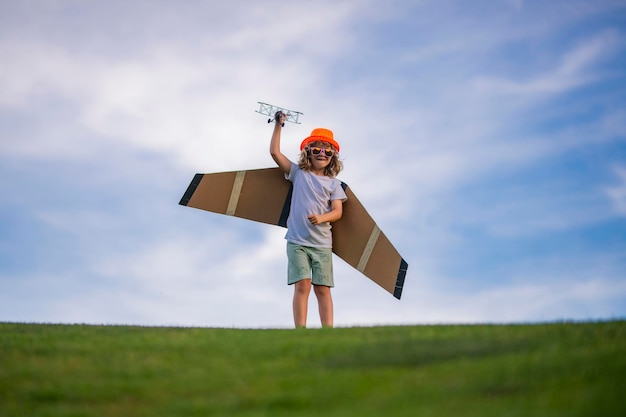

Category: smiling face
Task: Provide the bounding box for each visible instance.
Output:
[297,140,343,177]
[306,141,336,174]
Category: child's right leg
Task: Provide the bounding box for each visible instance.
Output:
[293,279,312,328]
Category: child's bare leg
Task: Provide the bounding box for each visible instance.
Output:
[314,285,333,328]
[293,279,312,328]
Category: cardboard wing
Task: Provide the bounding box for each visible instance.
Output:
[179,167,407,299]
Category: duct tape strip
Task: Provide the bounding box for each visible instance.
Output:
[357,225,381,273]
[226,171,246,216]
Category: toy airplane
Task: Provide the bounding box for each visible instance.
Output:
[180,168,408,299]
[256,102,303,126]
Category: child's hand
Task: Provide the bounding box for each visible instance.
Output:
[275,111,287,126]
[307,214,324,225]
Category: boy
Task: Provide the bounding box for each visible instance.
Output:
[269,112,346,328]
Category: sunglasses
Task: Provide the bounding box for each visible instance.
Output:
[308,147,334,157]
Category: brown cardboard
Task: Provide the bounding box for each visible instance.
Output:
[180,168,407,299]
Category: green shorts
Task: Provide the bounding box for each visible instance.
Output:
[286,242,334,287]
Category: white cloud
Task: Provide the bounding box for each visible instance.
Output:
[332,255,626,326]
[427,277,626,323]
[472,29,622,96]
[605,166,626,216]
[0,1,370,170]
[78,226,291,326]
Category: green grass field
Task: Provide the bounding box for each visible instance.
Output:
[1,321,624,416]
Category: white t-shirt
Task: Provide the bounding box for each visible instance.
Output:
[284,163,347,248]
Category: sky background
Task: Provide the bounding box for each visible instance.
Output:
[1,0,625,328]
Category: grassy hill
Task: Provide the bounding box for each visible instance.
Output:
[1,321,624,416]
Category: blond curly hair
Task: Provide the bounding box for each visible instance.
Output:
[297,140,343,178]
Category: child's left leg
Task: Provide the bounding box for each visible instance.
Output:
[313,285,333,328]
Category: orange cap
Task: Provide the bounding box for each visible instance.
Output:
[300,128,340,153]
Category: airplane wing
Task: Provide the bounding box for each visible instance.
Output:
[179,168,407,299]
[256,102,303,124]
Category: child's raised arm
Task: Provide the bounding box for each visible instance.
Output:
[269,111,292,174]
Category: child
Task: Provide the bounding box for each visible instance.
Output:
[269,111,347,328]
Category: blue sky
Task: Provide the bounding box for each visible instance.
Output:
[1,0,625,328]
